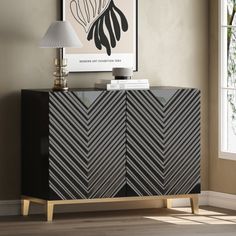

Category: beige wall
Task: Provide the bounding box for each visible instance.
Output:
[209,0,236,194]
[0,0,209,203]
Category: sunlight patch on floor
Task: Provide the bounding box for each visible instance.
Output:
[211,215,236,223]
[145,216,202,225]
[178,216,236,225]
[172,208,226,215]
[145,215,236,225]
[144,208,236,225]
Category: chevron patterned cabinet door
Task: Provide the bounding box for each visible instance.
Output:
[126,88,201,196]
[49,91,127,200]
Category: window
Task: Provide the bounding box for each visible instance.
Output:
[220,0,236,160]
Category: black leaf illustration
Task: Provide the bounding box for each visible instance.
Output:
[99,16,111,55]
[105,12,116,48]
[70,0,129,56]
[110,4,121,41]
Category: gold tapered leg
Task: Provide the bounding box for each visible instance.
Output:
[47,202,54,222]
[190,195,199,214]
[163,199,172,209]
[21,199,30,216]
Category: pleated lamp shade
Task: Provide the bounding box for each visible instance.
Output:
[40,21,82,48]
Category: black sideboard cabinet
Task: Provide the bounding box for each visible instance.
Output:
[21,87,201,221]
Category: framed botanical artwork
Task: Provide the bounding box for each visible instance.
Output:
[62,0,138,72]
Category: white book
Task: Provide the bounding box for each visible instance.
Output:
[107,83,150,90]
[110,79,149,85]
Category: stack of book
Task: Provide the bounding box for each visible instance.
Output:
[95,79,150,90]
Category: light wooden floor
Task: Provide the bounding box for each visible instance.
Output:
[0,206,236,236]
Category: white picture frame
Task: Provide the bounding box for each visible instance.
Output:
[62,0,138,72]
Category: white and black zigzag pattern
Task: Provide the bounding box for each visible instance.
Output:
[48,89,201,200]
[126,89,201,196]
[49,91,127,200]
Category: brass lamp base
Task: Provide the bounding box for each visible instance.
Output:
[53,58,69,91]
[53,78,68,91]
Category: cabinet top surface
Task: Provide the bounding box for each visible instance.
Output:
[22,86,199,93]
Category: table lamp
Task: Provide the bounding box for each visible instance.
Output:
[40,21,82,91]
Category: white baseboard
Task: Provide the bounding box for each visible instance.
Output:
[0,191,236,216]
[207,191,236,211]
